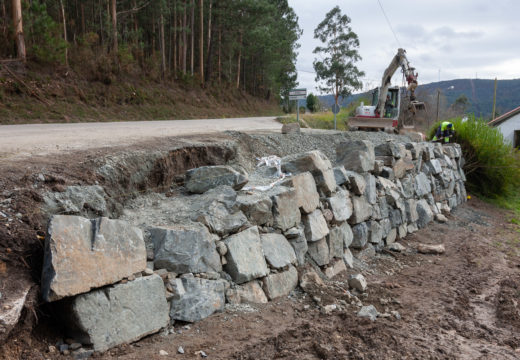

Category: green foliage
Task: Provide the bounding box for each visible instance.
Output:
[313,6,364,102]
[428,116,520,198]
[24,1,67,64]
[306,93,320,112]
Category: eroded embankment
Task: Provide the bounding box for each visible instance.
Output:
[1,130,467,358]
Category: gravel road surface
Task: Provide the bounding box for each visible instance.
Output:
[0,117,280,157]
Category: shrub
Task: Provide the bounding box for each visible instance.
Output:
[427,116,520,198]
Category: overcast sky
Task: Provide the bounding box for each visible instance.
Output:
[287,0,520,95]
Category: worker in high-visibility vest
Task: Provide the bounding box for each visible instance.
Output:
[432,121,455,143]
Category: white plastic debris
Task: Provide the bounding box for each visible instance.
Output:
[243,156,290,192]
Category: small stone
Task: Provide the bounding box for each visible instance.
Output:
[216,241,228,256]
[387,242,405,252]
[348,274,367,292]
[178,346,185,354]
[357,305,378,321]
[435,213,448,223]
[69,343,82,351]
[391,310,401,320]
[159,349,169,356]
[143,268,154,276]
[48,345,57,353]
[322,304,337,314]
[72,348,94,359]
[59,344,69,353]
[417,243,445,255]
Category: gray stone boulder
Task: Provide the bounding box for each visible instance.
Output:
[42,216,146,302]
[281,150,336,195]
[324,259,347,279]
[281,122,301,134]
[405,199,419,223]
[358,305,378,321]
[414,173,431,197]
[343,248,354,268]
[169,277,226,322]
[307,238,330,266]
[336,140,375,173]
[368,220,383,245]
[374,142,405,158]
[303,210,330,242]
[185,165,248,194]
[262,265,298,300]
[223,227,269,284]
[349,196,372,224]
[196,207,248,236]
[327,190,353,222]
[43,185,107,217]
[151,223,221,274]
[345,170,366,195]
[333,166,349,186]
[225,280,268,304]
[65,275,169,352]
[416,199,434,228]
[282,172,320,214]
[260,233,297,269]
[393,159,413,179]
[284,226,308,266]
[364,174,377,205]
[351,222,368,249]
[328,222,353,253]
[269,187,301,231]
[348,273,367,292]
[237,193,273,226]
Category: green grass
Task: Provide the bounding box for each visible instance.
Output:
[428,116,520,199]
[277,98,368,131]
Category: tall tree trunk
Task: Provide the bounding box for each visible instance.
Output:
[59,0,69,68]
[2,0,8,39]
[218,25,221,85]
[81,3,85,35]
[190,0,194,75]
[173,0,177,76]
[206,0,211,54]
[11,0,26,62]
[160,13,166,78]
[199,0,203,86]
[110,0,118,54]
[236,32,242,89]
[182,0,187,73]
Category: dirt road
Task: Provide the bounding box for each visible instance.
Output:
[0,117,280,157]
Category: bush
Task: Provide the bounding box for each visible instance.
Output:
[427,116,520,198]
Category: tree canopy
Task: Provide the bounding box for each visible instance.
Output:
[1,0,301,101]
[312,6,364,104]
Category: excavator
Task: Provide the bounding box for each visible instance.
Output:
[349,48,426,132]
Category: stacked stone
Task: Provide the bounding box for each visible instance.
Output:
[41,148,466,352]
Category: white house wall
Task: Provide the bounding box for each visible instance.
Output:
[496,112,520,145]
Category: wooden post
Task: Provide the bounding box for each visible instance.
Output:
[11,0,26,62]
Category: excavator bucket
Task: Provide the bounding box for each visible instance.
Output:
[400,100,427,130]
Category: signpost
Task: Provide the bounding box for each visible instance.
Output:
[289,88,307,125]
[331,103,340,130]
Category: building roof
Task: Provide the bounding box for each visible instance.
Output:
[488,105,520,127]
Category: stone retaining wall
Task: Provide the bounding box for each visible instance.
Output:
[41,139,466,353]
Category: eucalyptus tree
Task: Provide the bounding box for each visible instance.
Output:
[313,6,364,107]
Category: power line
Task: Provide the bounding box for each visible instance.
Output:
[376,0,401,47]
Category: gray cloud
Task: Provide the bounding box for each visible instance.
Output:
[288,0,520,94]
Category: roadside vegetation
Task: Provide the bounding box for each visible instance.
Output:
[427,116,520,219]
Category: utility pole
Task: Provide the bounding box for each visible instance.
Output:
[492,77,497,120]
[436,90,440,123]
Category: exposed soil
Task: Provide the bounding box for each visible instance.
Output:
[1,132,520,359]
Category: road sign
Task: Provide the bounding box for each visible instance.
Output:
[289,88,307,100]
[331,103,341,114]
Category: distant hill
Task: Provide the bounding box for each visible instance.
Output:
[317,78,520,119]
